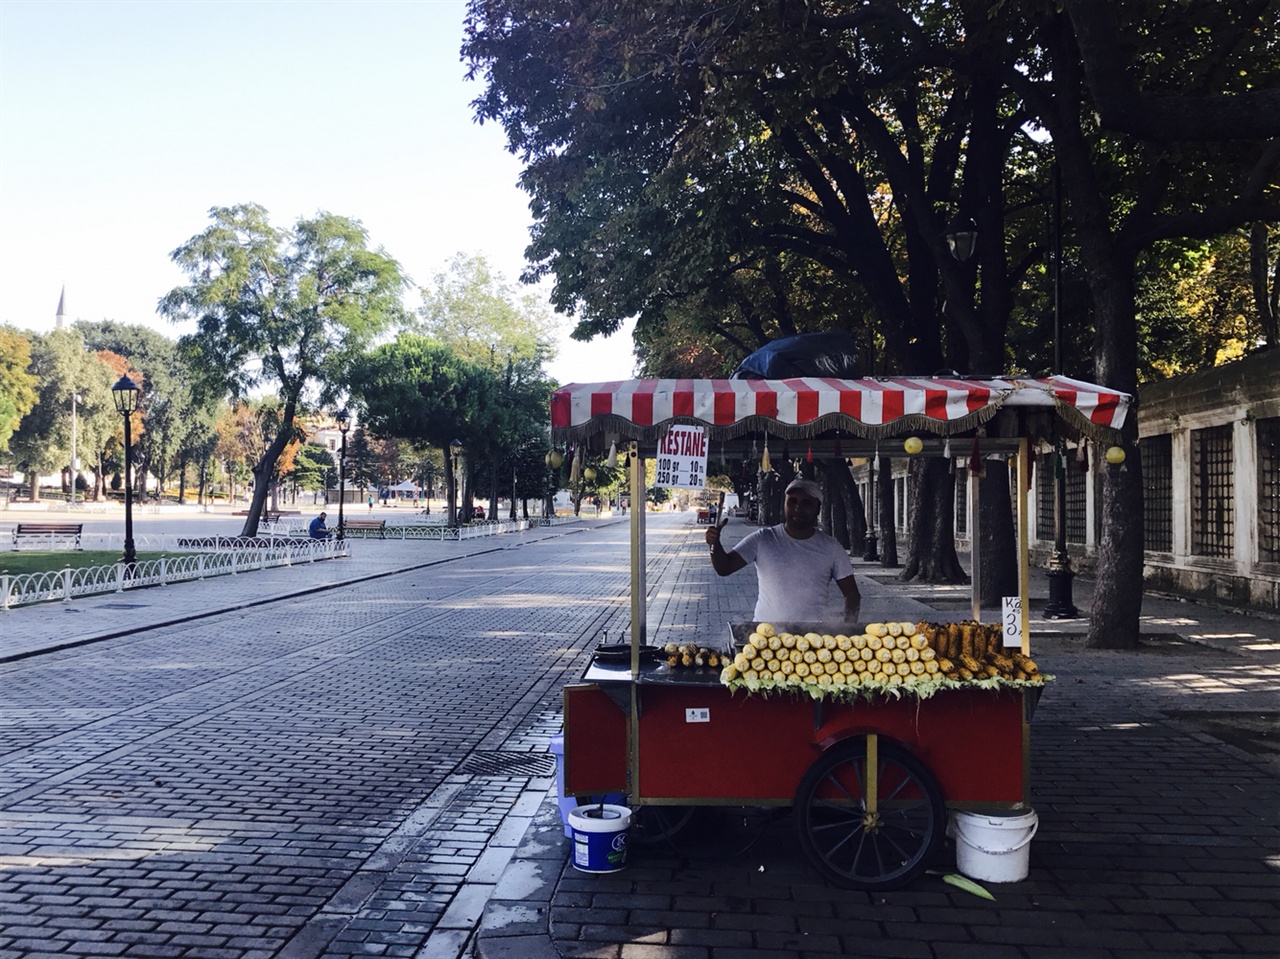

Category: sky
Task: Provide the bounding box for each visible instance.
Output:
[0,0,636,386]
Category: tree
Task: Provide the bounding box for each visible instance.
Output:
[467,0,1280,646]
[417,253,560,518]
[0,327,38,451]
[1021,0,1280,647]
[345,427,380,499]
[76,320,216,500]
[7,328,116,500]
[287,443,336,504]
[349,333,500,525]
[160,203,407,535]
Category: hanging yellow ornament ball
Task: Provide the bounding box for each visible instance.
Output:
[547,450,564,468]
[584,466,597,481]
[903,436,924,455]
[1105,445,1126,465]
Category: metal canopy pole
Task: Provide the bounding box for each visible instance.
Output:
[629,442,646,677]
[970,462,982,623]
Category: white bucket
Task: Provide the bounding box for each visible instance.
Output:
[567,804,632,873]
[951,808,1039,883]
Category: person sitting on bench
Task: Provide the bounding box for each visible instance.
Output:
[308,512,330,539]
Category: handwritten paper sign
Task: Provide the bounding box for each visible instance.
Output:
[1001,596,1024,648]
[655,426,708,490]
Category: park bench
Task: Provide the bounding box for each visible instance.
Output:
[342,518,387,538]
[12,522,83,550]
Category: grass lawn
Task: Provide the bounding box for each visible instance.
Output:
[0,551,175,576]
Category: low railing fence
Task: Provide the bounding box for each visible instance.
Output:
[1,538,348,610]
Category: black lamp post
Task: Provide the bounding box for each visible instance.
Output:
[336,408,350,542]
[1043,164,1078,618]
[111,374,141,569]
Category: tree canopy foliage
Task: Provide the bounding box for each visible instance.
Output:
[160,204,408,534]
[0,327,38,451]
[464,0,1280,646]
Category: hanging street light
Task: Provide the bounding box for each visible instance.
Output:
[111,374,141,570]
[944,216,979,264]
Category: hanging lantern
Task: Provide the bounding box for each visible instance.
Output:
[546,449,563,469]
[903,436,923,455]
[1105,445,1126,465]
[584,466,598,481]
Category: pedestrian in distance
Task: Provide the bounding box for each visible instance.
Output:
[706,477,860,624]
[308,511,330,540]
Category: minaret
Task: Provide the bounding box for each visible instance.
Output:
[55,286,67,329]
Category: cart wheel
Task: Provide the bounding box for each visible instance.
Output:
[794,736,945,890]
[629,805,697,846]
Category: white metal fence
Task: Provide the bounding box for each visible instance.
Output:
[2,538,348,610]
[263,515,580,539]
[1,514,587,609]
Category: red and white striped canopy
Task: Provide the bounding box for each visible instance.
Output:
[550,375,1130,443]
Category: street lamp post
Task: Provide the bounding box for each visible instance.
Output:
[1044,164,1078,619]
[111,375,141,569]
[70,391,81,506]
[336,408,350,542]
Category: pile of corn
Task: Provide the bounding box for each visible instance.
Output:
[917,621,1040,681]
[663,643,722,668]
[719,620,1044,696]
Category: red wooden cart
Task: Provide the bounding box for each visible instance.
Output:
[554,375,1131,889]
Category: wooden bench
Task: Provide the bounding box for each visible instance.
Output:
[342,518,387,538]
[13,522,83,550]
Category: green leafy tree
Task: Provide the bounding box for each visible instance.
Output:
[0,327,39,451]
[76,320,214,500]
[345,428,380,499]
[287,442,336,504]
[349,333,500,525]
[418,254,560,517]
[7,328,116,500]
[160,203,407,535]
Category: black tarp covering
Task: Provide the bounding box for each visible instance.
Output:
[730,331,861,380]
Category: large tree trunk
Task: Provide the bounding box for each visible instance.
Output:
[824,458,866,553]
[877,455,899,568]
[978,462,1018,607]
[1085,258,1144,648]
[240,399,297,537]
[899,458,967,583]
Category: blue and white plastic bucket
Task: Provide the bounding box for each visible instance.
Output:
[568,804,632,873]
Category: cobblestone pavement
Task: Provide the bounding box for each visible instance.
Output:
[0,518,645,958]
[475,517,1280,959]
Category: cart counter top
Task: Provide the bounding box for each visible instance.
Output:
[583,653,727,687]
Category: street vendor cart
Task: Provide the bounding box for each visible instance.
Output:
[554,374,1132,889]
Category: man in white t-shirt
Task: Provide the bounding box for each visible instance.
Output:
[706,477,861,623]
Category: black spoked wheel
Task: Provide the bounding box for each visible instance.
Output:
[795,736,945,890]
[629,805,697,846]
